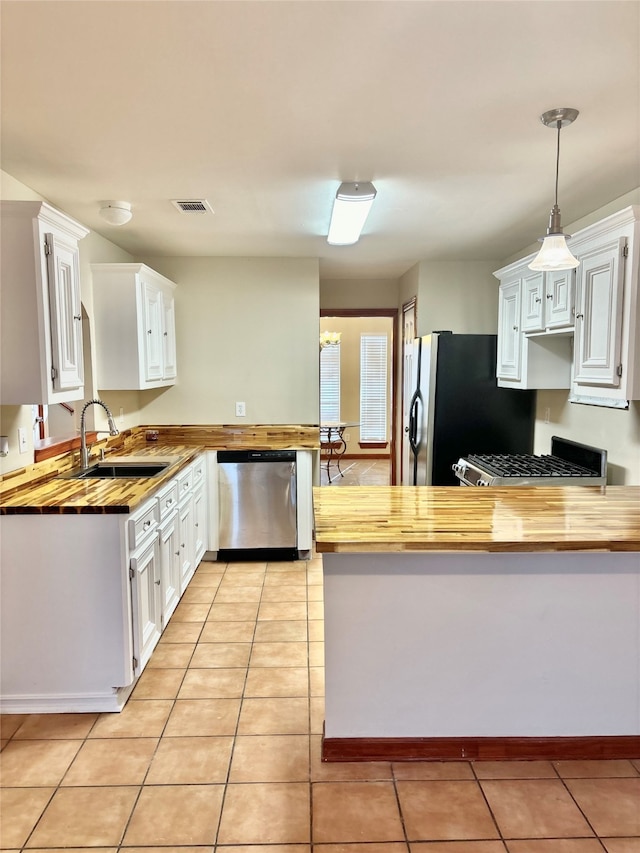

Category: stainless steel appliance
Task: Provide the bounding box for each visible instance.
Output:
[217,450,297,559]
[406,332,536,485]
[452,436,607,486]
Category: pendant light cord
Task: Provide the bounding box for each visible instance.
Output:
[554,120,561,207]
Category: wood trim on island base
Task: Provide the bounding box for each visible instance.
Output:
[322,735,640,762]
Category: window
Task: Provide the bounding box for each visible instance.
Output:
[320,343,340,423]
[360,334,388,442]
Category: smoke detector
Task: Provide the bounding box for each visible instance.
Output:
[171,199,214,214]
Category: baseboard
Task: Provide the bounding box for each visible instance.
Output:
[320,453,391,460]
[0,682,134,714]
[322,735,640,762]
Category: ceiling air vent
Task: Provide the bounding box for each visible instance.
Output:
[171,199,213,214]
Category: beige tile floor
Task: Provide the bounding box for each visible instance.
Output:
[2,553,640,851]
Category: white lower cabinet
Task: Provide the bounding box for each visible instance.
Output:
[158,511,181,628]
[0,452,209,714]
[178,493,195,591]
[129,534,162,674]
[193,483,207,566]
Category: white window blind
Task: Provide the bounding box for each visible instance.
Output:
[360,334,388,441]
[320,343,340,423]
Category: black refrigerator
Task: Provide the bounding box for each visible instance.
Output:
[405,332,536,486]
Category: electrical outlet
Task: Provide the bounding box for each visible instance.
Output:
[343,432,350,441]
[235,401,246,417]
[544,407,551,424]
[18,427,28,453]
[119,407,124,425]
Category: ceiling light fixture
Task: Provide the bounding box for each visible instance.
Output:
[529,108,580,271]
[327,181,376,246]
[320,331,341,349]
[99,201,132,226]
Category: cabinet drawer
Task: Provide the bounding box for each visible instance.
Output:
[177,464,194,498]
[157,481,178,522]
[129,498,159,550]
[192,456,205,489]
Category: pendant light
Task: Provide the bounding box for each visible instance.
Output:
[529,108,580,271]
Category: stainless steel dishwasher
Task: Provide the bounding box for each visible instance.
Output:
[217,450,297,559]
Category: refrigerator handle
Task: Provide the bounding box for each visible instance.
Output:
[408,390,421,454]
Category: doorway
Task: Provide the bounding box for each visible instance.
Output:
[319,308,398,485]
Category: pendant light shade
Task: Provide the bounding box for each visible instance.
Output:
[528,108,579,272]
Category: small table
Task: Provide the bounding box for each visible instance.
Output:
[320,422,359,482]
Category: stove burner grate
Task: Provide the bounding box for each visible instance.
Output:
[466,453,599,478]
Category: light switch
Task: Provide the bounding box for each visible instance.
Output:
[18,427,28,453]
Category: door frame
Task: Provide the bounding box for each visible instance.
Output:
[320,307,399,485]
[400,297,417,485]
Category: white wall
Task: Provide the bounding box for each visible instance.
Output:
[415,261,499,335]
[320,278,399,310]
[130,256,320,425]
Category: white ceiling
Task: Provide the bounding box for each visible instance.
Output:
[1,1,639,278]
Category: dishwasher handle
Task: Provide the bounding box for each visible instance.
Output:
[217,450,297,464]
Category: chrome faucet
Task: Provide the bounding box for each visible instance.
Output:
[80,399,119,469]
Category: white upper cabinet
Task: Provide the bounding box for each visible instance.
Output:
[495,205,639,405]
[521,269,575,333]
[568,206,639,407]
[92,263,178,391]
[497,277,522,381]
[495,262,572,390]
[572,238,625,389]
[1,201,89,404]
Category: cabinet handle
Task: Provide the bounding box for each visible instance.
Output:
[181,543,185,549]
[546,293,553,299]
[155,579,161,586]
[575,313,584,320]
[512,325,519,332]
[74,314,82,320]
[175,550,180,556]
[195,522,199,527]
[143,520,152,530]
[166,498,173,507]
[535,297,541,303]
[164,331,168,337]
[147,329,152,335]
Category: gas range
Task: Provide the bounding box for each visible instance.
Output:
[452,436,607,487]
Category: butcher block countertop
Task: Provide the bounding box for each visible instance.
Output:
[1,423,319,515]
[0,445,201,515]
[313,485,640,553]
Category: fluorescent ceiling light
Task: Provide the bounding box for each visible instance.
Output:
[327,181,376,245]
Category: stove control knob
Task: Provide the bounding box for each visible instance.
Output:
[477,478,490,487]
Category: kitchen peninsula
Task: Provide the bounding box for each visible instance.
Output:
[313,485,640,761]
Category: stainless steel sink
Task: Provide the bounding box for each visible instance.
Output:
[60,458,175,480]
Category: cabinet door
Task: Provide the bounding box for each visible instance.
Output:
[178,495,195,592]
[193,484,207,567]
[521,271,544,332]
[573,238,625,387]
[45,233,84,391]
[141,280,164,382]
[130,537,162,673]
[545,269,575,329]
[162,292,177,380]
[497,280,522,381]
[158,513,180,627]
